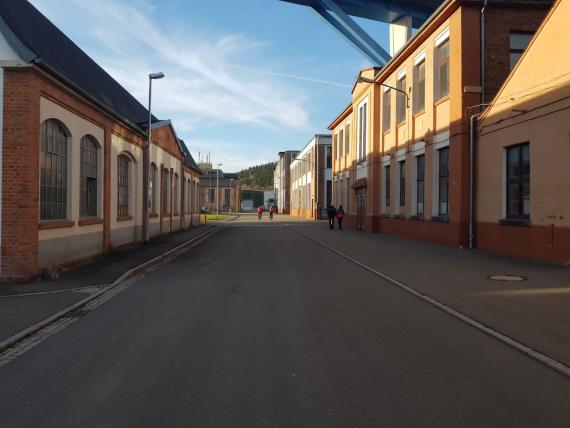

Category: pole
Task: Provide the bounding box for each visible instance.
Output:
[229,180,233,215]
[145,77,152,243]
[216,168,219,217]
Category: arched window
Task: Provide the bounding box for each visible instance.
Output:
[173,173,179,213]
[117,155,130,217]
[80,135,99,218]
[162,169,169,213]
[187,179,192,213]
[149,163,158,214]
[40,119,69,220]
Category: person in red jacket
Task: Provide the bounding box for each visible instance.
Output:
[336,205,345,230]
[257,205,263,220]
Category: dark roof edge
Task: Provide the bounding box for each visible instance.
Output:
[0,15,36,61]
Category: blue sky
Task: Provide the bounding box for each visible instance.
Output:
[30,0,390,171]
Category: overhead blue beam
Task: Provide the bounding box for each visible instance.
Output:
[310,0,392,66]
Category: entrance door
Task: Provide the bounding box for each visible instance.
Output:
[356,191,366,230]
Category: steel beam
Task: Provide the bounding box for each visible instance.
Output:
[311,0,392,66]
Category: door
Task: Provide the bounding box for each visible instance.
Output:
[356,190,366,230]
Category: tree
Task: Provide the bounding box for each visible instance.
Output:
[239,162,276,189]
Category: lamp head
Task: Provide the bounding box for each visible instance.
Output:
[149,72,165,80]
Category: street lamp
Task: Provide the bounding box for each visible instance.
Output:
[145,72,165,244]
[356,75,409,108]
[229,178,234,215]
[216,163,222,217]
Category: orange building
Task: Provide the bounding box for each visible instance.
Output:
[329,0,552,248]
[475,0,570,263]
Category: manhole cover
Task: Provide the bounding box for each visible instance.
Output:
[488,275,526,282]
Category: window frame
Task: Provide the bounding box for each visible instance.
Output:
[79,135,99,219]
[506,142,530,219]
[437,39,450,100]
[117,154,130,218]
[438,147,449,217]
[396,75,407,124]
[162,168,170,214]
[416,154,425,217]
[509,31,533,71]
[399,160,406,207]
[382,88,391,132]
[357,98,368,163]
[414,59,426,114]
[385,165,391,208]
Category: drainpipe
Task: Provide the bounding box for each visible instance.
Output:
[315,136,319,219]
[469,113,480,250]
[480,0,488,106]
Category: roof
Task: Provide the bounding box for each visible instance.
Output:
[0,0,156,131]
[178,139,202,175]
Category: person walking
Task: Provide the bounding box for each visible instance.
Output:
[257,205,263,220]
[269,205,275,221]
[326,204,336,230]
[336,205,344,230]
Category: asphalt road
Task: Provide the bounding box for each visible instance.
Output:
[0,221,569,427]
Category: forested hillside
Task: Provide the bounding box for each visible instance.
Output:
[239,162,276,189]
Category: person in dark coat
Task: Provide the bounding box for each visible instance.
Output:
[327,204,336,230]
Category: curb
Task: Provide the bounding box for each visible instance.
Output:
[0,224,225,354]
[294,227,570,379]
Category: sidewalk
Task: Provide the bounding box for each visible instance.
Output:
[0,224,215,345]
[295,223,570,367]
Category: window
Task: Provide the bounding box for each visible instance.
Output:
[117,155,130,217]
[40,119,69,220]
[149,164,158,214]
[80,136,98,218]
[345,124,350,154]
[209,188,215,203]
[358,100,368,162]
[339,129,344,157]
[385,165,391,208]
[399,161,406,207]
[414,60,426,113]
[173,173,179,213]
[437,40,449,99]
[438,148,449,216]
[416,155,425,216]
[396,76,407,124]
[326,145,332,168]
[162,169,169,213]
[333,134,338,160]
[506,143,530,218]
[509,32,533,70]
[382,89,391,131]
[224,189,231,209]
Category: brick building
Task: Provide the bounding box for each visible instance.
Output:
[290,134,332,219]
[273,150,299,214]
[0,0,202,281]
[475,0,570,263]
[199,170,241,213]
[329,0,553,246]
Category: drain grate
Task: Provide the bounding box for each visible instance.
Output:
[488,274,526,282]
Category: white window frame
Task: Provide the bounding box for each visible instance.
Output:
[410,141,426,216]
[431,131,450,217]
[381,155,391,214]
[357,97,369,163]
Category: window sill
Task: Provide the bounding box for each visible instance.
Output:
[409,215,424,221]
[149,213,159,219]
[39,220,75,230]
[413,110,426,119]
[382,129,392,135]
[499,218,531,227]
[117,215,133,222]
[431,215,449,223]
[434,95,450,106]
[78,217,103,226]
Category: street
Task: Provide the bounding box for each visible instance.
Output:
[0,218,569,427]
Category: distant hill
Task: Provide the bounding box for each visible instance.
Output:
[239,162,276,189]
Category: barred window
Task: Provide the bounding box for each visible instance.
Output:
[80,136,98,218]
[149,163,158,214]
[163,169,170,213]
[40,119,69,220]
[506,143,530,218]
[416,155,425,216]
[399,160,406,207]
[396,76,407,124]
[438,147,449,216]
[385,165,391,207]
[117,155,130,217]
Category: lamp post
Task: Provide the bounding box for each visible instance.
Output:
[145,72,165,244]
[356,75,409,107]
[216,163,222,218]
[229,178,234,215]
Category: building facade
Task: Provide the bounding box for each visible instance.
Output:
[273,150,299,214]
[475,0,570,263]
[329,0,552,248]
[0,0,202,281]
[290,134,332,219]
[199,170,241,213]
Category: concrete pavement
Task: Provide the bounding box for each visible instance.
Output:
[0,217,568,427]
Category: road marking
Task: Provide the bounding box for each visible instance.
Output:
[0,225,227,366]
[294,227,570,379]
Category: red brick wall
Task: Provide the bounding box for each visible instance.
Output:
[483,4,552,103]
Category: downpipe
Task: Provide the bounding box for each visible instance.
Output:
[469,113,479,250]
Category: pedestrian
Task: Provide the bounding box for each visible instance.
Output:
[327,204,336,230]
[269,205,275,221]
[336,205,344,230]
[257,205,263,220]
